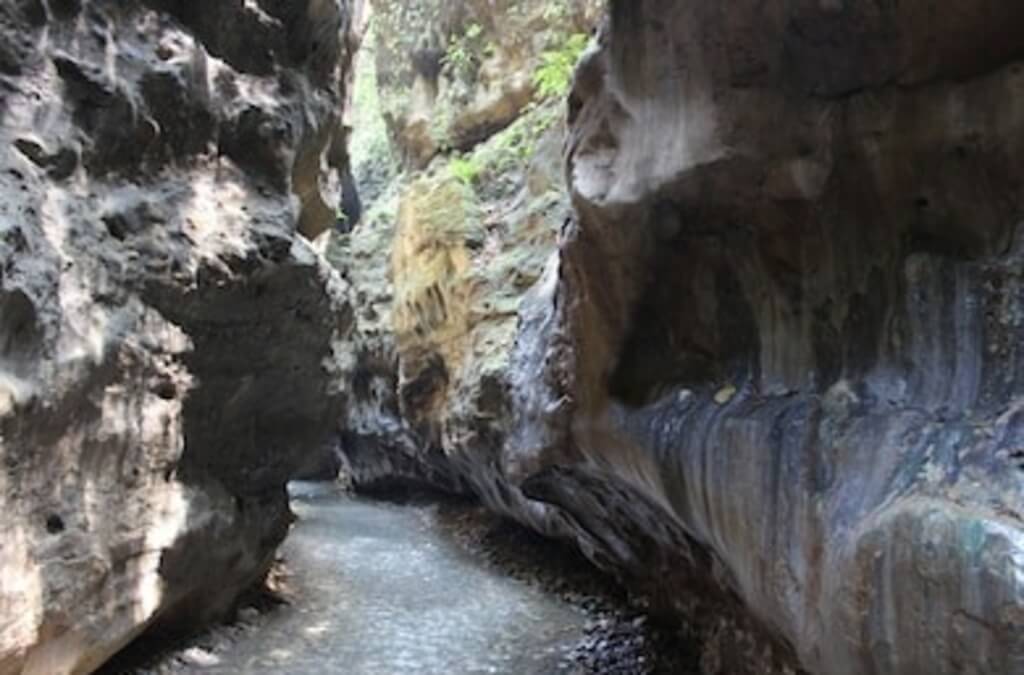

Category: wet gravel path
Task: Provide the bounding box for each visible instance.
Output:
[203,482,588,674]
[103,483,697,674]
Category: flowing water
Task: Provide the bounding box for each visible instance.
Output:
[202,482,587,674]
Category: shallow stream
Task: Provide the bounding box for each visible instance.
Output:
[203,482,587,674]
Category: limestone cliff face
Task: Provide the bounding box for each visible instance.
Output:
[330,0,599,502]
[0,1,354,672]
[339,1,1024,673]
[332,98,571,501]
[370,0,600,167]
[508,2,1024,673]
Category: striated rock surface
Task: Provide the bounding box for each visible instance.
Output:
[339,1,1024,673]
[506,2,1024,673]
[0,1,354,672]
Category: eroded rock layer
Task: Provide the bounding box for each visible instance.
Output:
[338,1,1024,673]
[509,2,1024,673]
[0,1,353,672]
[328,0,601,500]
[331,100,573,498]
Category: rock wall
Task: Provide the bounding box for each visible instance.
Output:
[370,0,600,167]
[331,97,572,499]
[509,2,1024,673]
[337,1,1024,674]
[0,1,354,672]
[329,0,601,501]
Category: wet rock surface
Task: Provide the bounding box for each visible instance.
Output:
[434,498,700,674]
[0,1,354,671]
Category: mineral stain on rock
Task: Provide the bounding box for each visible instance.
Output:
[3,0,1024,673]
[330,1,1024,674]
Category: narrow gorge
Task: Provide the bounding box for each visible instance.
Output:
[1,1,1022,674]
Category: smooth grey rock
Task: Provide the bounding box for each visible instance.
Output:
[505,2,1024,673]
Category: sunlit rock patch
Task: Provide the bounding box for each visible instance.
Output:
[0,0,355,671]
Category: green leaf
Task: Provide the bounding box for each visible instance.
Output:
[533,33,590,99]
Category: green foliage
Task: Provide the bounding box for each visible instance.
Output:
[449,155,482,185]
[485,101,560,169]
[541,3,569,23]
[459,99,564,202]
[444,43,471,74]
[533,33,590,99]
[443,23,485,80]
